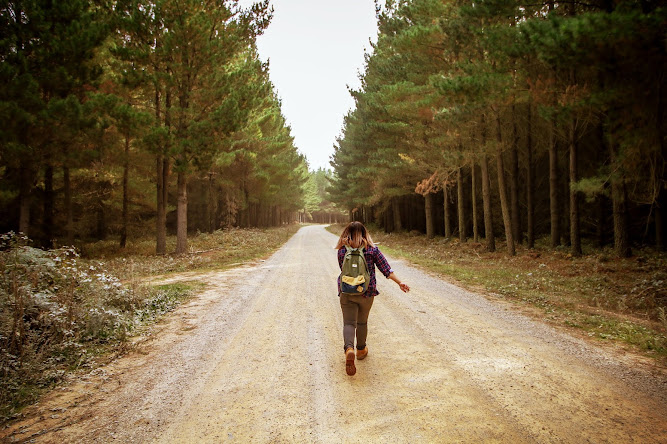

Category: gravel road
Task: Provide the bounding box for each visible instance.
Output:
[3,225,667,443]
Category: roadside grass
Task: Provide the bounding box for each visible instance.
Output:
[0,225,300,421]
[327,224,667,363]
[78,225,302,281]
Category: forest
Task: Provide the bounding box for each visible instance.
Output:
[0,0,346,254]
[1,0,666,257]
[331,0,667,257]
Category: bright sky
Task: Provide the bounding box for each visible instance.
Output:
[237,0,378,171]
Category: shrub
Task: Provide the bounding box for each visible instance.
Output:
[0,233,191,418]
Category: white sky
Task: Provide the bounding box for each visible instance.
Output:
[237,0,378,171]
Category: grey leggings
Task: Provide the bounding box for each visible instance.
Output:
[340,294,374,351]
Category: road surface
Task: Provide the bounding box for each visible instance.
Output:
[3,225,667,443]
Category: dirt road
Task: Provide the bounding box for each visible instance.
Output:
[3,225,667,443]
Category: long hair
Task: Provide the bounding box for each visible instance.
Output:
[335,221,375,249]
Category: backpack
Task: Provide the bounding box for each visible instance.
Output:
[340,246,370,296]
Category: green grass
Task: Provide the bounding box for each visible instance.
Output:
[328,224,667,361]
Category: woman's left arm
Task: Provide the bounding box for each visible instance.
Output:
[388,272,410,292]
[375,248,410,292]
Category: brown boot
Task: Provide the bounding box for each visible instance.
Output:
[357,346,368,360]
[345,347,356,376]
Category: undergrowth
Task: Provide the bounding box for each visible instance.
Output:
[328,224,667,362]
[0,225,300,420]
[78,226,300,281]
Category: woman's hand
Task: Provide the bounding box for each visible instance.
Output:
[388,273,410,292]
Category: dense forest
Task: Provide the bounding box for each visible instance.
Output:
[0,0,343,254]
[331,0,667,257]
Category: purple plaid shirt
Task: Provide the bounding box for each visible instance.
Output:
[337,246,393,297]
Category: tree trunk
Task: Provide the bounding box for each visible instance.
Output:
[597,195,607,248]
[162,90,171,238]
[496,114,515,255]
[43,164,54,246]
[611,179,631,257]
[176,168,188,254]
[569,116,582,256]
[549,116,561,247]
[566,0,579,256]
[19,161,32,236]
[526,100,535,249]
[444,184,452,238]
[206,173,215,233]
[480,116,495,252]
[425,192,435,239]
[392,197,402,232]
[472,161,479,242]
[156,154,166,254]
[608,130,631,257]
[250,202,257,227]
[120,135,130,248]
[657,71,667,251]
[457,167,466,242]
[156,86,167,255]
[510,102,521,245]
[176,83,189,253]
[481,155,495,252]
[63,165,73,245]
[656,194,665,251]
[96,189,106,241]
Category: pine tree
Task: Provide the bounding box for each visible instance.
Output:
[0,0,109,239]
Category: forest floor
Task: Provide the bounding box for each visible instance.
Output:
[2,225,666,442]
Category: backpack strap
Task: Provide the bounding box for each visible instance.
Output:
[344,245,365,254]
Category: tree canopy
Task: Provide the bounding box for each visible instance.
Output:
[0,0,316,252]
[331,0,667,256]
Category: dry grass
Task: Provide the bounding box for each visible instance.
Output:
[0,225,301,420]
[78,225,302,281]
[329,224,667,362]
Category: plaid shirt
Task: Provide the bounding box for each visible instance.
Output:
[337,246,393,297]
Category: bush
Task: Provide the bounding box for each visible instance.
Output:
[0,232,190,419]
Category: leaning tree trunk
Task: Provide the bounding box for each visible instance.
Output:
[496,113,515,256]
[444,184,452,239]
[569,115,582,256]
[457,167,466,242]
[175,168,188,254]
[425,192,435,239]
[497,152,515,256]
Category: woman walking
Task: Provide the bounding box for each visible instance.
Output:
[336,222,410,376]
